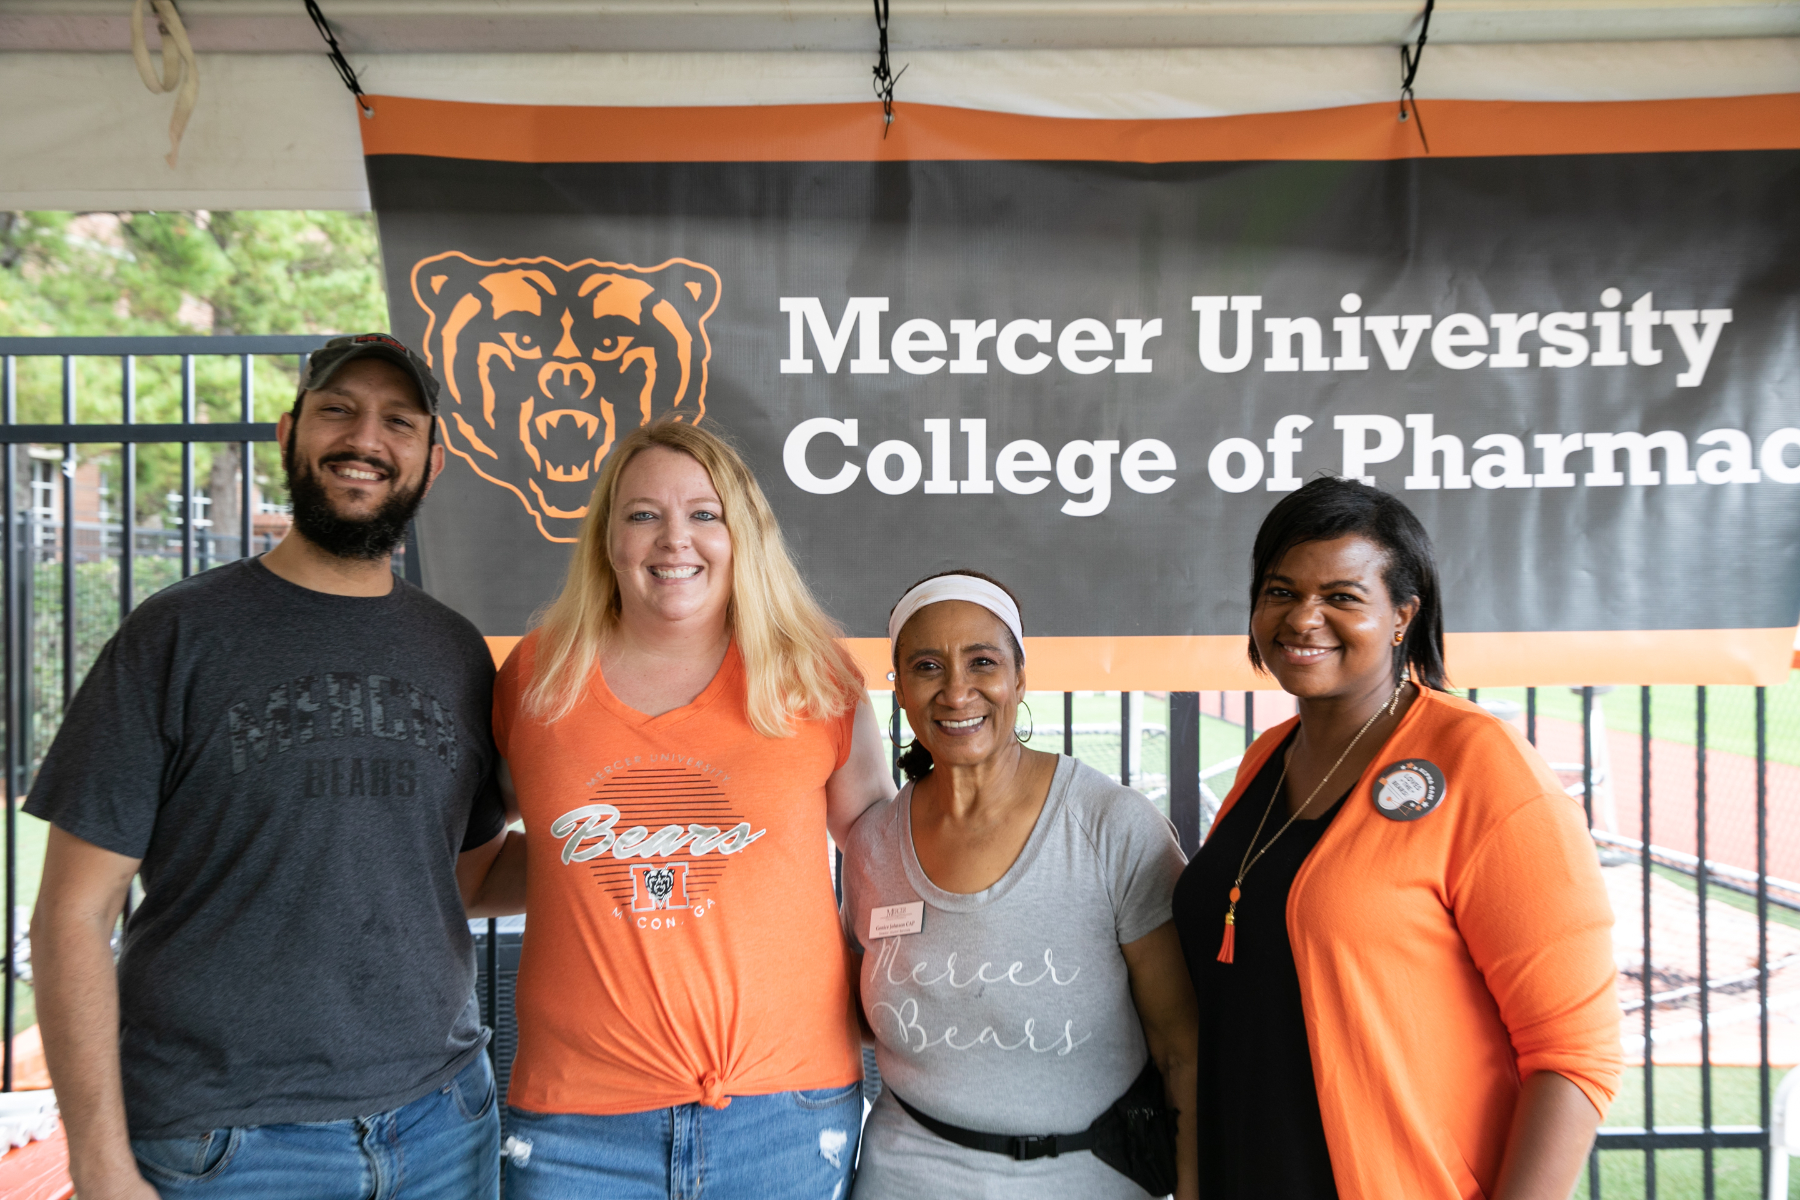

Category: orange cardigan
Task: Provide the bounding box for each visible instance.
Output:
[1212,689,1621,1200]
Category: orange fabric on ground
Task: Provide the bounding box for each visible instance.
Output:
[9,1024,51,1090]
[0,1123,73,1200]
[494,635,862,1115]
[1212,688,1621,1200]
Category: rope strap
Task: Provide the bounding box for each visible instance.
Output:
[130,0,199,168]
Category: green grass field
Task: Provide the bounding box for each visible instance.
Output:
[1575,1064,1799,1199]
[5,810,47,1035]
[1473,671,1800,767]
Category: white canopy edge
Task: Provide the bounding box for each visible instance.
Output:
[4,40,1798,212]
[6,0,1799,53]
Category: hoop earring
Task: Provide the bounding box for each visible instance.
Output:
[1015,699,1035,745]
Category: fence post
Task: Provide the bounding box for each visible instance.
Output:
[1576,683,1606,1200]
[1,356,12,1094]
[1169,692,1201,855]
[1120,692,1131,787]
[1580,686,1594,828]
[1698,684,1715,1198]
[240,354,254,563]
[1757,685,1770,1194]
[180,355,195,579]
[121,356,135,617]
[1640,685,1655,1196]
[60,356,75,718]
[485,916,499,1068]
[403,521,424,587]
[890,692,902,787]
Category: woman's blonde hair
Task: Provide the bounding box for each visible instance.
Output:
[522,420,864,735]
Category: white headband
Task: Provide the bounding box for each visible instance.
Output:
[887,575,1025,658]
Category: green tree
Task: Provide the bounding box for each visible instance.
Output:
[0,210,386,339]
[0,210,390,519]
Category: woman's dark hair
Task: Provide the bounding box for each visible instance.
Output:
[1247,477,1448,691]
[888,569,1024,781]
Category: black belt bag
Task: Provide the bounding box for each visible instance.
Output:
[889,1058,1178,1197]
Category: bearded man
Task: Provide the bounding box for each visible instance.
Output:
[28,334,508,1200]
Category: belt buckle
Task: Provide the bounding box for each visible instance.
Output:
[1010,1134,1060,1160]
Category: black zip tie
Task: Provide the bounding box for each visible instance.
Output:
[304,0,373,118]
[871,0,907,134]
[1397,0,1435,153]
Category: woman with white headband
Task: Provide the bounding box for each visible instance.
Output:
[839,570,1198,1200]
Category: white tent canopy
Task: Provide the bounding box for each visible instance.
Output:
[9,0,1799,52]
[2,0,1797,211]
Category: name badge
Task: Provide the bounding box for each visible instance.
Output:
[1372,758,1447,822]
[868,901,925,940]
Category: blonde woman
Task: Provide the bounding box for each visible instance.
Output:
[462,421,894,1200]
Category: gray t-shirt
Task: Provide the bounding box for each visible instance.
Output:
[841,756,1186,1200]
[25,558,505,1137]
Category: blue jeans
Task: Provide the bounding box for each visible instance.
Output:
[130,1052,500,1200]
[504,1084,863,1200]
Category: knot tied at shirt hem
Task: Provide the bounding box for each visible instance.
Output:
[699,1073,731,1109]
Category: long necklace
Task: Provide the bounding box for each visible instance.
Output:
[1216,680,1406,964]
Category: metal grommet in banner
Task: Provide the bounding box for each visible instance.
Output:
[1372,758,1447,822]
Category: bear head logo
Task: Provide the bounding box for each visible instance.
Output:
[411,253,722,542]
[645,867,675,906]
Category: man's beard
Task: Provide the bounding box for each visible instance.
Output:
[284,444,427,562]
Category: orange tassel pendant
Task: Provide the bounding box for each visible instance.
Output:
[1217,886,1240,963]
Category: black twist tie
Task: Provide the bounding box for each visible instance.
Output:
[871,0,907,135]
[305,0,373,119]
[1398,0,1435,153]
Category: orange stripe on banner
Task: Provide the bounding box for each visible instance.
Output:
[487,628,1794,690]
[362,93,1800,166]
[487,636,523,669]
[1443,628,1797,689]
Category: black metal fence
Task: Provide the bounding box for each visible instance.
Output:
[887,675,1797,1196]
[0,335,322,1089]
[1,336,1794,1200]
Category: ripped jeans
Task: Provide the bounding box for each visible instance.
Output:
[504,1084,862,1200]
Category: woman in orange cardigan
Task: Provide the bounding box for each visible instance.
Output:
[1173,477,1620,1200]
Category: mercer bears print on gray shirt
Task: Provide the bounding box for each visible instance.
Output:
[841,756,1186,1200]
[26,557,505,1137]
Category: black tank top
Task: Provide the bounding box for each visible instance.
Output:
[1172,731,1344,1200]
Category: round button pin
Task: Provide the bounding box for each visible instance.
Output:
[1371,758,1447,822]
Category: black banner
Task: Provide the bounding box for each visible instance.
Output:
[365,96,1800,684]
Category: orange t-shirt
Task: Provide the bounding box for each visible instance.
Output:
[1213,689,1621,1200]
[493,633,862,1114]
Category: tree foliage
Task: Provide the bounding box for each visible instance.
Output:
[0,210,387,340]
[0,211,390,520]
